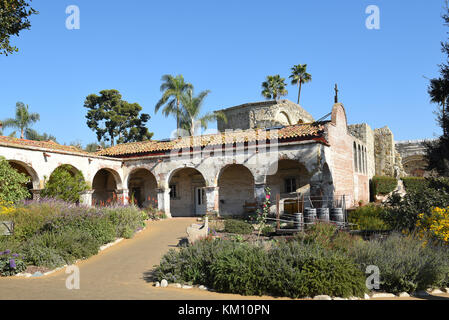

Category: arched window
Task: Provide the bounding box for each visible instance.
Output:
[365,147,368,174]
[358,145,362,174]
[353,142,358,173]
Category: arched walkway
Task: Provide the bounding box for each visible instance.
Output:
[92,168,121,206]
[168,167,206,217]
[8,160,39,199]
[218,164,255,216]
[127,168,158,208]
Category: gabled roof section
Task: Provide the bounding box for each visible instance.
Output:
[0,136,88,155]
[97,122,328,157]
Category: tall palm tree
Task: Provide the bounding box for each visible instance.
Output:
[179,89,227,136]
[261,75,288,100]
[155,74,193,134]
[429,77,449,135]
[289,64,312,105]
[2,102,40,139]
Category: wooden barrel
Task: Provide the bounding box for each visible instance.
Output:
[331,208,344,223]
[304,208,317,225]
[317,208,330,222]
[293,213,303,230]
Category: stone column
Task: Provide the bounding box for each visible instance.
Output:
[30,189,42,201]
[254,183,267,205]
[116,189,129,205]
[157,188,172,218]
[80,190,94,207]
[204,186,219,216]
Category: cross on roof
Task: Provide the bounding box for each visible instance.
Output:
[334,84,339,103]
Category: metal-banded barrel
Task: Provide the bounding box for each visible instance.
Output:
[330,208,344,224]
[316,208,330,222]
[293,213,303,230]
[304,208,317,225]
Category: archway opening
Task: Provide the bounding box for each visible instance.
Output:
[218,164,255,216]
[266,159,311,214]
[8,160,37,199]
[92,169,120,206]
[127,169,158,208]
[168,167,206,217]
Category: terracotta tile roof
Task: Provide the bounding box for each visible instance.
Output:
[0,136,88,154]
[97,122,327,157]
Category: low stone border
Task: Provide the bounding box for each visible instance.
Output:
[154,280,449,300]
[15,226,147,278]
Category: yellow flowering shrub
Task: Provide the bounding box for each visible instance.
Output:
[416,207,449,244]
[0,200,15,217]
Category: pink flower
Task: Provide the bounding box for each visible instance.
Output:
[266,195,271,200]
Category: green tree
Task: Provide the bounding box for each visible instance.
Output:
[0,157,30,203]
[155,74,193,134]
[261,75,288,100]
[0,0,38,55]
[41,165,88,203]
[289,64,312,105]
[25,128,57,142]
[84,89,153,146]
[178,89,227,136]
[2,102,40,139]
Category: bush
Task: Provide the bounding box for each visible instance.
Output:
[0,250,27,276]
[0,157,30,204]
[153,238,367,298]
[105,206,146,238]
[349,233,449,294]
[372,176,398,195]
[223,219,253,235]
[401,177,429,192]
[41,165,89,203]
[348,204,390,231]
[416,207,449,245]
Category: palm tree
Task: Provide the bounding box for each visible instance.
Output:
[178,89,227,136]
[261,75,288,100]
[2,102,40,139]
[289,64,312,105]
[155,74,193,134]
[429,77,449,135]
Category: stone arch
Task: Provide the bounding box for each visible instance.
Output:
[92,168,122,205]
[168,167,207,217]
[126,168,158,208]
[7,160,40,197]
[217,164,255,216]
[275,110,292,126]
[402,155,428,177]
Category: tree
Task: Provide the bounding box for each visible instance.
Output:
[84,89,153,146]
[41,165,88,204]
[261,75,288,100]
[289,64,312,105]
[25,128,57,142]
[0,157,30,203]
[2,102,40,139]
[0,0,38,55]
[426,3,449,176]
[155,74,193,134]
[178,89,227,136]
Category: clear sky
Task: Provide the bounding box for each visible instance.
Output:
[0,0,447,146]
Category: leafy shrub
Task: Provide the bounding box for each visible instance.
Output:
[41,165,88,203]
[372,176,398,195]
[268,241,366,298]
[261,225,275,236]
[224,219,253,235]
[401,177,429,192]
[416,207,449,244]
[105,206,146,238]
[0,157,30,204]
[153,238,367,298]
[0,250,26,276]
[348,204,390,231]
[349,233,449,294]
[384,185,449,232]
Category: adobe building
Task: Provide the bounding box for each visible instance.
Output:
[0,99,411,217]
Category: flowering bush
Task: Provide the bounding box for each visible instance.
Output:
[256,187,271,239]
[0,250,26,276]
[416,207,449,244]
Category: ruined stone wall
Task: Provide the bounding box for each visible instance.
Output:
[217,100,315,131]
[373,126,405,177]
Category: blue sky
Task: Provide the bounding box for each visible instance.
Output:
[0,0,447,146]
